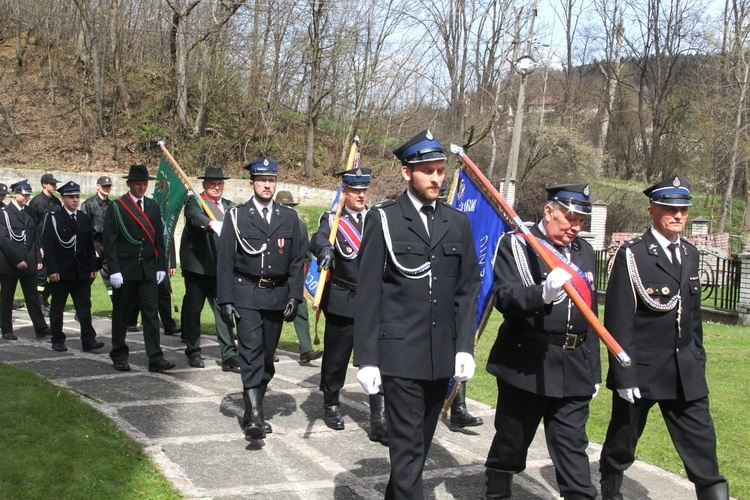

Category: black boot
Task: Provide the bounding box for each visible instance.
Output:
[450,381,483,428]
[242,388,266,439]
[261,385,272,434]
[368,393,388,445]
[601,472,624,500]
[323,391,345,430]
[696,482,729,500]
[486,469,512,499]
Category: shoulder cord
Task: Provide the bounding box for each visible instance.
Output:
[112,203,143,246]
[377,208,430,279]
[626,247,680,313]
[3,210,26,242]
[229,206,267,255]
[50,215,76,251]
[511,234,565,304]
[327,212,358,260]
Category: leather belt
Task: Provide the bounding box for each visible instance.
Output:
[331,275,357,291]
[521,330,585,350]
[233,272,287,289]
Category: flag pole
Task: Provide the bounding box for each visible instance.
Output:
[450,144,631,368]
[312,135,360,310]
[157,141,217,222]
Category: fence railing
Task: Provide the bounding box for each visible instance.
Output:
[594,249,741,312]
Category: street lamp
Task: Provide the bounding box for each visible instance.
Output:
[502,55,537,206]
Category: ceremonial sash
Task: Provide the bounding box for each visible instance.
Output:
[515,233,593,308]
[337,216,362,254]
[116,196,159,259]
[200,193,225,220]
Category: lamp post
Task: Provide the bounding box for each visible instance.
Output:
[502,54,537,206]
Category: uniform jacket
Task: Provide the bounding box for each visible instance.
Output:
[102,194,166,281]
[0,203,41,276]
[604,230,708,401]
[487,224,601,398]
[352,192,480,381]
[29,192,62,243]
[180,194,235,277]
[80,194,110,251]
[216,199,305,311]
[42,209,97,280]
[310,207,364,318]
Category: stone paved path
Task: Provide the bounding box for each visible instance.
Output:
[0,309,698,499]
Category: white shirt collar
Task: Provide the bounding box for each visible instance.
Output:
[649,227,680,252]
[127,192,143,205]
[252,197,273,213]
[406,189,436,213]
[12,200,24,211]
[66,209,77,217]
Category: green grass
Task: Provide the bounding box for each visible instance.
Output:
[0,363,180,499]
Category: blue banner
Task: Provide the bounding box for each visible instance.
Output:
[451,169,509,331]
[304,184,342,300]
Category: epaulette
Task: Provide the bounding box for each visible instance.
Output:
[373,199,396,209]
[277,203,295,212]
[681,238,697,250]
[439,201,462,213]
[620,236,642,249]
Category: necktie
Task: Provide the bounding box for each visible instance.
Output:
[262,207,269,227]
[137,199,143,211]
[667,243,681,276]
[71,212,76,224]
[356,213,363,228]
[420,205,434,238]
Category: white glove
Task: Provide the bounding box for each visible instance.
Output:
[357,365,382,395]
[542,268,572,303]
[454,352,475,382]
[210,220,223,235]
[617,387,641,404]
[593,383,600,399]
[110,272,123,289]
[156,271,166,284]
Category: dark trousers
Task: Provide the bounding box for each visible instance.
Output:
[293,299,313,353]
[319,312,353,393]
[486,380,596,498]
[0,273,47,335]
[382,375,448,500]
[49,279,96,344]
[236,307,283,389]
[111,279,163,363]
[181,270,236,361]
[600,391,725,488]
[128,278,176,330]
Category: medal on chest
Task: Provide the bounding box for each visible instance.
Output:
[277,238,285,254]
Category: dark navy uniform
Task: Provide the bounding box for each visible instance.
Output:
[484,187,601,499]
[353,131,480,499]
[42,181,103,351]
[216,156,305,439]
[80,175,113,292]
[0,180,49,340]
[599,176,728,500]
[29,173,62,310]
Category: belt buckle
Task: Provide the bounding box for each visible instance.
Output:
[257,279,270,289]
[563,333,578,350]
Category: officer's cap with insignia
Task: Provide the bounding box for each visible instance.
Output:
[58,181,81,197]
[643,175,692,207]
[393,129,447,165]
[546,183,592,215]
[337,167,372,189]
[0,183,7,196]
[10,179,33,195]
[244,155,279,178]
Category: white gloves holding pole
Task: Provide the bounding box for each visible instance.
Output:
[454,352,475,382]
[542,268,572,304]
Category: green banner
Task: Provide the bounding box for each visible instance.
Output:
[153,157,188,251]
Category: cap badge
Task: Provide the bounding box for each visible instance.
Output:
[583,184,590,197]
[673,176,680,187]
[263,159,269,166]
[426,130,434,140]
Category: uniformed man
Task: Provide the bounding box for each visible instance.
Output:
[599,176,729,500]
[353,130,481,498]
[0,183,8,207]
[484,184,601,500]
[42,181,104,353]
[81,174,113,297]
[179,165,241,372]
[29,173,62,315]
[274,190,322,364]
[309,169,388,442]
[0,180,49,341]
[103,164,174,373]
[217,156,305,440]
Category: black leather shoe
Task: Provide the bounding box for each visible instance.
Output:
[368,394,388,444]
[222,355,241,373]
[82,340,105,352]
[12,300,24,310]
[242,388,266,439]
[113,360,131,372]
[299,350,323,363]
[273,354,280,362]
[164,326,182,335]
[148,359,176,372]
[264,421,273,434]
[36,329,50,339]
[52,342,68,352]
[126,324,141,332]
[188,356,205,368]
[323,391,345,430]
[450,381,483,429]
[2,332,18,340]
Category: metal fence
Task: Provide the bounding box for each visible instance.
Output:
[594,249,741,312]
